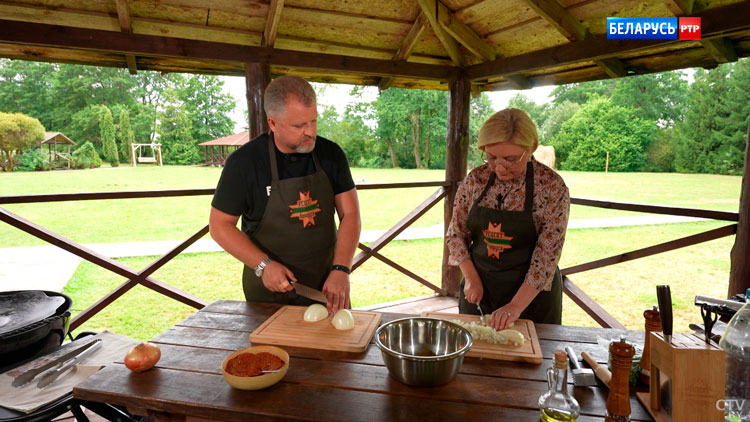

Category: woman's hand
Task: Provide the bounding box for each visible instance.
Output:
[490,303,522,330]
[463,276,484,305]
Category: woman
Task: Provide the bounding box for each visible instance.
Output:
[446,108,570,330]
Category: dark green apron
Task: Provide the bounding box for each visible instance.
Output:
[458,161,562,324]
[241,135,337,305]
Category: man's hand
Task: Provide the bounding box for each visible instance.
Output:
[261,261,296,293]
[463,276,484,305]
[322,270,350,314]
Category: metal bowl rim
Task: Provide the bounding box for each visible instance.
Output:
[374,317,473,361]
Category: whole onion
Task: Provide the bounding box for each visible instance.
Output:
[124,342,161,372]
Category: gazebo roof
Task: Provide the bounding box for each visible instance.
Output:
[0,0,748,92]
[42,132,76,146]
[198,131,250,147]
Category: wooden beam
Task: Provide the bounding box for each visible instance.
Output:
[701,38,738,63]
[593,57,627,78]
[245,62,270,139]
[433,0,495,61]
[523,0,590,42]
[262,0,285,48]
[0,20,457,81]
[506,74,531,90]
[524,0,629,78]
[729,112,750,297]
[358,243,449,296]
[563,276,626,329]
[114,0,137,74]
[442,78,470,297]
[465,0,750,81]
[379,12,429,91]
[417,0,465,66]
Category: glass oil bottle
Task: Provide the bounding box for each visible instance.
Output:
[539,350,580,422]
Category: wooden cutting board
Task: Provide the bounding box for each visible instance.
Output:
[250,306,382,353]
[422,312,543,364]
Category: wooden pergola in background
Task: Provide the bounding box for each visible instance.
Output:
[0,0,748,330]
[41,132,75,170]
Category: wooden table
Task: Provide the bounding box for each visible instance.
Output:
[74,301,654,421]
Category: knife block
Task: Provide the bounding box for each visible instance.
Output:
[635,332,725,422]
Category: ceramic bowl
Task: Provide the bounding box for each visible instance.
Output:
[221,345,289,390]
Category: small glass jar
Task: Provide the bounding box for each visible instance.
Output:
[539,350,580,422]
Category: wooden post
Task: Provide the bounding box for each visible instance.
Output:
[442,77,470,297]
[605,151,609,172]
[245,62,270,139]
[131,144,136,167]
[729,112,750,297]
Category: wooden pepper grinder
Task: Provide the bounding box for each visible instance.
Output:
[606,336,635,422]
[640,305,660,385]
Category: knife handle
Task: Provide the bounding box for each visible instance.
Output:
[581,351,611,388]
[657,285,673,339]
[564,346,582,370]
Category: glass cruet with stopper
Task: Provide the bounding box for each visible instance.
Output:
[718,288,750,422]
[539,350,580,422]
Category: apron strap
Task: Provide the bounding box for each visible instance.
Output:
[267,134,280,182]
[524,160,534,211]
[474,172,496,208]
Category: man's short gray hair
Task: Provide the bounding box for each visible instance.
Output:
[264,75,317,118]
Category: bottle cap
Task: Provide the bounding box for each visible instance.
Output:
[554,350,568,369]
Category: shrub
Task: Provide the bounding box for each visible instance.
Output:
[16,147,51,171]
[72,141,102,169]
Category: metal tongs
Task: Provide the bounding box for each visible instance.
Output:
[12,338,102,388]
[36,339,102,388]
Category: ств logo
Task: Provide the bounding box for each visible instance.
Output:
[607,17,701,40]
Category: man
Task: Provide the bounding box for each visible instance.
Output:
[209,75,361,314]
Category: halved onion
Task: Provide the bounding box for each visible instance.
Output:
[331,309,355,330]
[303,304,329,322]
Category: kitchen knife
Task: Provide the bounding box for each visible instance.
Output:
[292,282,328,304]
[37,339,102,388]
[12,338,101,387]
[656,285,673,344]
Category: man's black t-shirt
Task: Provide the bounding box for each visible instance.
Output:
[211,133,355,236]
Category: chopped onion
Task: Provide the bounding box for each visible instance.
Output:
[303,304,329,322]
[331,309,355,330]
[450,319,525,347]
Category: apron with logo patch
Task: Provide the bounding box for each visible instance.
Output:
[241,135,337,305]
[458,161,562,324]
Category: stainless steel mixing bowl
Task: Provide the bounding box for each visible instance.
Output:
[374,317,473,387]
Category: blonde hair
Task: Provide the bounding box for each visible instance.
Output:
[264,75,317,118]
[477,108,538,153]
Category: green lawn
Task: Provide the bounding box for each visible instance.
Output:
[0,166,742,340]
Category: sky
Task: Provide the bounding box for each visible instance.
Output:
[220,76,556,133]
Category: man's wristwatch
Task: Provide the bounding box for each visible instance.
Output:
[331,264,351,274]
[255,257,271,278]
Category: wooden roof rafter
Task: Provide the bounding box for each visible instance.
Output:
[262,0,285,48]
[114,0,137,75]
[379,12,429,91]
[666,0,739,64]
[524,0,628,78]
[417,0,465,66]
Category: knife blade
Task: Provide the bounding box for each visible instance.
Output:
[292,282,328,304]
[657,285,673,344]
[37,339,102,388]
[12,337,100,387]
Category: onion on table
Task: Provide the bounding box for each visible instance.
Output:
[124,342,161,372]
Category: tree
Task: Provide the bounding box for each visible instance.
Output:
[118,109,135,164]
[175,75,236,143]
[99,106,118,166]
[551,79,616,106]
[540,101,580,144]
[0,112,45,172]
[610,71,688,126]
[552,97,655,171]
[157,104,200,165]
[508,93,548,129]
